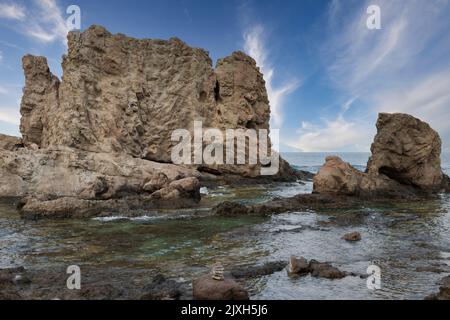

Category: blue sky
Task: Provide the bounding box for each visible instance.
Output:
[1,0,450,152]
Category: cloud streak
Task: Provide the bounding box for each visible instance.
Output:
[0,0,69,44]
[293,116,373,152]
[0,2,26,20]
[0,107,20,125]
[243,25,301,128]
[293,0,450,151]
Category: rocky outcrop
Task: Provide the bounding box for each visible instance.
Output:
[367,113,445,190]
[0,25,301,218]
[314,113,450,197]
[18,25,293,179]
[0,147,202,219]
[287,256,347,279]
[0,134,22,151]
[342,232,361,242]
[192,274,249,300]
[20,55,60,148]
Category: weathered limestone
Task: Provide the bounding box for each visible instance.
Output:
[17,25,291,179]
[20,55,60,148]
[367,113,445,190]
[312,156,412,197]
[0,147,201,219]
[313,113,450,197]
[0,25,302,218]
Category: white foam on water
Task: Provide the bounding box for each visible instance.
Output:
[92,216,128,222]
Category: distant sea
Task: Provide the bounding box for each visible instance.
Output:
[282,152,450,176]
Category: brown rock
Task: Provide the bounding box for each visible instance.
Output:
[1,25,303,218]
[20,55,60,147]
[0,134,23,151]
[309,260,346,279]
[143,172,169,193]
[0,148,201,219]
[193,274,249,300]
[313,156,406,197]
[17,25,294,179]
[313,113,448,197]
[342,232,362,242]
[288,256,310,275]
[367,113,444,190]
[313,156,366,195]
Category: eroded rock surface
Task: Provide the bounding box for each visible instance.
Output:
[18,25,292,179]
[0,25,300,218]
[313,113,450,197]
[0,134,22,151]
[367,113,444,190]
[0,148,201,219]
[193,274,249,300]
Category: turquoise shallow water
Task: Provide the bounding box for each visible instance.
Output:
[1,152,450,299]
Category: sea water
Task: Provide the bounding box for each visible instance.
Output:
[0,153,449,299]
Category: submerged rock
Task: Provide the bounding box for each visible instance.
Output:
[213,201,250,216]
[140,274,187,300]
[231,261,287,279]
[192,274,249,300]
[314,113,450,197]
[309,260,346,279]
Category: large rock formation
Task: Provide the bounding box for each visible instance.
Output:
[18,25,287,178]
[314,113,450,197]
[0,25,297,219]
[367,113,444,190]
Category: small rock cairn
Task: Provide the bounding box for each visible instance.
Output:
[211,262,225,281]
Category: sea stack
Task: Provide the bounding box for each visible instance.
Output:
[0,25,297,219]
[313,113,450,197]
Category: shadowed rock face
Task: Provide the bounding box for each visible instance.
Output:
[20,55,60,148]
[19,25,281,178]
[313,113,449,196]
[367,113,444,190]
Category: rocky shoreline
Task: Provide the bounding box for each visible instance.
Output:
[1,25,449,301]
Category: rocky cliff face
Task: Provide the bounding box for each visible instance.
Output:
[314,113,450,196]
[19,25,279,178]
[20,55,60,148]
[0,25,296,219]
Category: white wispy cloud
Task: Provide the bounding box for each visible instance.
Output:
[0,2,26,20]
[0,107,20,125]
[376,70,450,137]
[0,50,3,63]
[293,0,450,151]
[0,0,69,44]
[0,86,7,95]
[243,25,301,128]
[292,116,373,152]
